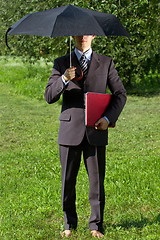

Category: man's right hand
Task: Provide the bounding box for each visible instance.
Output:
[63,67,76,82]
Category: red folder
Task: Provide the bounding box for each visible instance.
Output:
[85,92,114,127]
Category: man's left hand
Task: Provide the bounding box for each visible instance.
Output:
[95,117,109,130]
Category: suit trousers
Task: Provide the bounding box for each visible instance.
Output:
[59,133,106,231]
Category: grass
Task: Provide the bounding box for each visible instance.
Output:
[0,56,53,100]
[0,57,160,239]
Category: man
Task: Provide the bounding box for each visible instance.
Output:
[44,35,127,238]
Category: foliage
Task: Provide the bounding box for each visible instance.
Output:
[1,0,160,85]
[1,82,160,239]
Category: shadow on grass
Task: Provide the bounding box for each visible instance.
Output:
[103,214,160,232]
[125,83,160,97]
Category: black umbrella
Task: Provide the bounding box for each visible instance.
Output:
[6,4,129,38]
[5,4,130,73]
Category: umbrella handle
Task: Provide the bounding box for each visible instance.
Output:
[73,69,83,81]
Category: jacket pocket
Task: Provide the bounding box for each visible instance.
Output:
[59,113,71,121]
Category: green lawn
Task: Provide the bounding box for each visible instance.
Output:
[0,57,160,239]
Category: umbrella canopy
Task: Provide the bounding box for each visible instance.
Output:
[6,4,130,38]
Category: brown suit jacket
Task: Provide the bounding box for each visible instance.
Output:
[44,51,127,146]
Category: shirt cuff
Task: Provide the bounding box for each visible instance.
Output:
[62,75,70,85]
[103,116,110,124]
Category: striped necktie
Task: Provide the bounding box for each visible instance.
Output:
[80,54,88,77]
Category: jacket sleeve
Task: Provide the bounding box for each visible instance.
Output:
[104,59,127,125]
[44,59,67,104]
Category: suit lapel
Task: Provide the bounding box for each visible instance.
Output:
[88,51,100,76]
[84,51,101,91]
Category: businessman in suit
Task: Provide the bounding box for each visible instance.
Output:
[44,35,127,238]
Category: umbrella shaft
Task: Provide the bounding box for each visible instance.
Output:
[70,36,72,67]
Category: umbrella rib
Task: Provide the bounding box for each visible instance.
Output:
[50,15,60,37]
[9,14,32,35]
[91,15,107,36]
[50,5,69,37]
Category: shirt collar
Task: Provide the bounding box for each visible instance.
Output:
[74,48,92,63]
